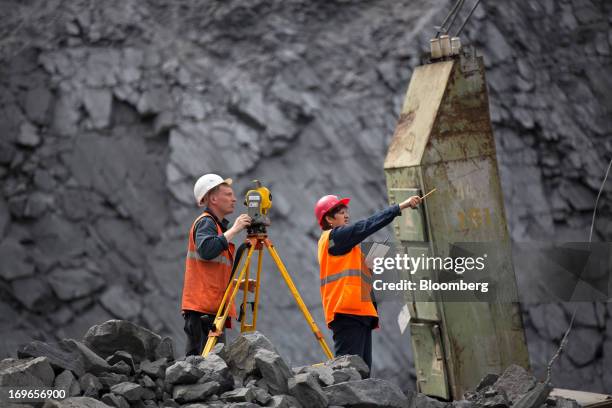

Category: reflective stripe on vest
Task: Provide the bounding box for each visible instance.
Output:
[320,269,373,287]
[186,251,233,267]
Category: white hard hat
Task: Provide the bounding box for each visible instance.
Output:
[193,174,233,206]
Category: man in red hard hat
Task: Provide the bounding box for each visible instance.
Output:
[315,194,421,373]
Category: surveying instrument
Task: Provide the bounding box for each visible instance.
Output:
[201,180,333,359]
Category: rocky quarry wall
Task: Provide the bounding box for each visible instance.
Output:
[0,0,611,395]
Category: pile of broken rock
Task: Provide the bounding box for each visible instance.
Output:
[0,320,581,408]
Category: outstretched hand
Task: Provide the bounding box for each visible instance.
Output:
[399,195,422,210]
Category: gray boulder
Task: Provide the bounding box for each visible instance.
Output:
[140,374,156,388]
[0,356,55,387]
[173,381,220,403]
[511,382,552,408]
[160,399,180,408]
[208,342,226,359]
[466,387,510,408]
[475,374,499,391]
[293,364,334,386]
[79,372,103,398]
[324,354,369,379]
[254,348,293,395]
[452,401,474,408]
[140,358,168,379]
[221,387,255,403]
[18,339,114,377]
[196,353,233,392]
[324,378,411,408]
[110,381,146,402]
[83,320,162,362]
[42,397,113,408]
[409,393,450,408]
[101,393,130,408]
[226,332,278,378]
[331,366,361,384]
[267,394,303,408]
[106,351,136,373]
[492,364,536,402]
[142,387,157,400]
[54,370,81,397]
[184,355,205,366]
[97,372,130,390]
[110,361,132,376]
[251,386,271,405]
[288,373,328,408]
[165,360,202,385]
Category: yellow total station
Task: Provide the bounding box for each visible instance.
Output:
[244,180,272,234]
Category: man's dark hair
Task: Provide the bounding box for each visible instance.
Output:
[322,205,347,230]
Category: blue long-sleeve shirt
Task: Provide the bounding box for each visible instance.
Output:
[193,208,230,260]
[327,204,401,329]
[328,204,401,256]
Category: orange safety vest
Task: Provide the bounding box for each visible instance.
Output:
[181,212,237,323]
[318,230,378,328]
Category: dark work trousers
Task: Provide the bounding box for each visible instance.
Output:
[329,314,373,375]
[183,310,226,356]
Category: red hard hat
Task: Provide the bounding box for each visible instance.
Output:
[314,195,350,228]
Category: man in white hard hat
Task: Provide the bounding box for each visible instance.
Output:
[181,173,251,356]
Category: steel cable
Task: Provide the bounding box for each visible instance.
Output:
[456,0,482,36]
[435,0,465,38]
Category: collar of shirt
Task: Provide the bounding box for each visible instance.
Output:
[204,207,230,231]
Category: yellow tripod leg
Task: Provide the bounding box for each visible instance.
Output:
[202,244,255,356]
[251,247,264,330]
[239,251,252,332]
[241,247,264,332]
[266,241,333,360]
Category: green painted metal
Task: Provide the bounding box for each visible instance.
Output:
[384,49,530,400]
[388,187,427,242]
[410,322,448,398]
[400,243,439,322]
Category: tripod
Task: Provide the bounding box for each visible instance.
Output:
[201,230,333,359]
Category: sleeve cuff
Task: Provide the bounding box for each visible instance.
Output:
[392,204,401,216]
[218,233,229,249]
